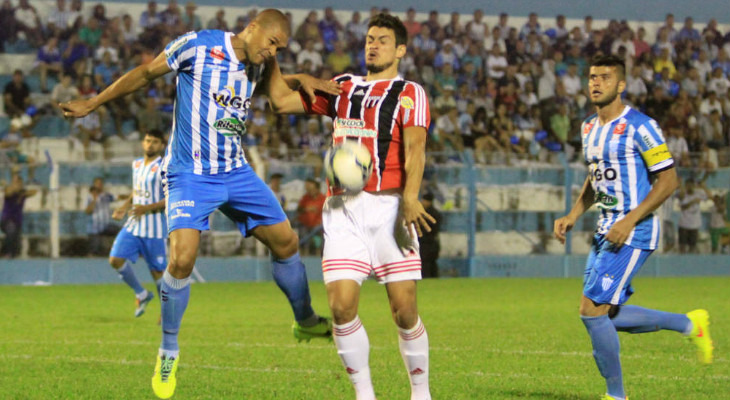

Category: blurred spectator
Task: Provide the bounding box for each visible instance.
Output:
[0,0,17,51]
[51,74,79,115]
[94,35,119,63]
[325,40,352,74]
[412,25,437,64]
[319,7,342,53]
[677,178,710,253]
[699,90,722,117]
[85,177,117,256]
[497,12,510,39]
[90,3,108,28]
[72,111,107,160]
[681,67,702,98]
[298,118,326,177]
[344,11,367,50]
[657,13,677,42]
[692,50,713,85]
[79,17,103,48]
[3,70,31,117]
[35,36,63,93]
[486,44,508,79]
[136,96,165,135]
[402,8,420,38]
[94,51,121,88]
[550,102,571,147]
[435,107,464,153]
[418,192,441,278]
[61,32,88,78]
[709,193,729,253]
[434,41,460,70]
[294,11,323,50]
[296,178,325,256]
[1,167,37,258]
[520,12,542,39]
[484,26,506,55]
[268,173,286,209]
[626,65,648,103]
[443,11,462,39]
[181,1,201,31]
[160,0,181,30]
[1,118,36,181]
[633,27,650,60]
[466,9,486,42]
[139,0,161,30]
[14,0,42,46]
[206,8,228,31]
[701,109,725,148]
[47,0,72,37]
[678,17,700,42]
[611,29,635,59]
[423,10,441,39]
[297,39,323,73]
[707,67,730,97]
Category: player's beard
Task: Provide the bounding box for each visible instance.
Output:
[145,149,159,158]
[366,60,395,74]
[591,86,619,108]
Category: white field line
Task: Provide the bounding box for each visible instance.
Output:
[1,339,727,364]
[0,353,728,382]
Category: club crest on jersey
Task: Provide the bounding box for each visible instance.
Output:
[364,96,382,108]
[613,123,627,135]
[134,160,142,168]
[212,86,251,113]
[601,275,614,291]
[151,165,158,172]
[401,96,414,109]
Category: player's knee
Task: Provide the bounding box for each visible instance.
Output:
[390,303,419,329]
[272,230,299,260]
[168,247,196,275]
[109,257,125,269]
[330,303,358,325]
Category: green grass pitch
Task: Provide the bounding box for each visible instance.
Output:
[0,277,727,399]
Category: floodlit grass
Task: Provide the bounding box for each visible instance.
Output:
[0,277,727,399]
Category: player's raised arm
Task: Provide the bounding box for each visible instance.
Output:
[258,57,340,114]
[60,51,172,118]
[554,175,596,244]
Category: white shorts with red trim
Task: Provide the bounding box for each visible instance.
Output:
[322,191,421,285]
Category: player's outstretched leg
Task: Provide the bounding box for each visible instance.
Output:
[610,305,713,364]
[387,281,430,400]
[110,257,153,317]
[152,229,197,399]
[328,280,376,400]
[252,221,332,341]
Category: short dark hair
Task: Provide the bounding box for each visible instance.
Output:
[368,13,408,47]
[145,129,166,142]
[590,54,626,80]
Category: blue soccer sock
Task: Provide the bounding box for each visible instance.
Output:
[117,261,145,295]
[611,305,692,335]
[272,252,316,324]
[160,270,191,352]
[581,314,625,399]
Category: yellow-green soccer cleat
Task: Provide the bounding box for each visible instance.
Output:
[686,309,714,364]
[601,395,628,400]
[293,316,333,342]
[151,353,179,399]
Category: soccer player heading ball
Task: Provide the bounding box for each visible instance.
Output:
[554,55,713,400]
[61,9,341,399]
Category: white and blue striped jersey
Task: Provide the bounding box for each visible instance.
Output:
[123,157,166,238]
[161,30,264,175]
[582,106,674,250]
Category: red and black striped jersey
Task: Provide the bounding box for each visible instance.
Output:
[301,74,430,193]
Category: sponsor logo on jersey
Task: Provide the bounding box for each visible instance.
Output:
[613,123,627,135]
[212,86,251,113]
[170,200,195,208]
[134,160,143,168]
[213,117,246,136]
[170,208,191,220]
[164,32,194,58]
[601,275,614,291]
[641,133,656,149]
[595,191,618,209]
[151,165,158,172]
[400,96,414,109]
[210,47,225,61]
[583,122,594,135]
[334,118,366,129]
[333,118,376,138]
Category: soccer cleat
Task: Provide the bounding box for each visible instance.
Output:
[151,353,179,399]
[601,395,628,400]
[686,309,713,364]
[135,291,155,318]
[293,316,333,342]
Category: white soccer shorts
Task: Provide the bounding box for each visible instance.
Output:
[322,191,422,285]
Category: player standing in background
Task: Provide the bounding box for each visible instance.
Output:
[259,13,434,400]
[109,129,167,318]
[554,55,713,400]
[60,9,340,399]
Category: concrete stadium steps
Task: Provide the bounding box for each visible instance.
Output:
[439,231,595,256]
[0,54,36,76]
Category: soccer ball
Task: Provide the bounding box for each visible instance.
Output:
[324,141,373,191]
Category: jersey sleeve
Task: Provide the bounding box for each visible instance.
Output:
[299,87,334,116]
[400,82,431,130]
[164,32,198,72]
[633,119,674,173]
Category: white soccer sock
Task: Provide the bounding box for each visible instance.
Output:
[334,316,375,400]
[398,317,430,400]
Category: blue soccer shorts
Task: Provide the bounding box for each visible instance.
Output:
[583,234,653,306]
[164,164,287,237]
[110,228,167,272]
